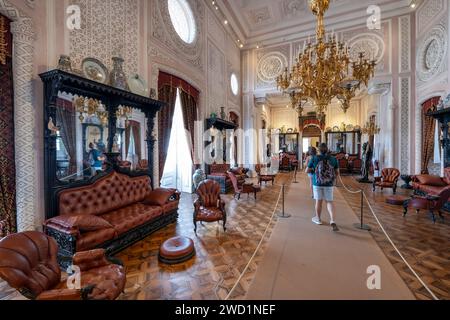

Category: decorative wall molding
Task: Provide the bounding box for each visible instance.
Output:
[417,0,445,34]
[0,0,37,231]
[399,15,411,73]
[416,23,448,84]
[346,32,386,73]
[399,77,410,174]
[256,46,289,89]
[69,0,139,75]
[152,0,205,71]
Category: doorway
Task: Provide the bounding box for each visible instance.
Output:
[160,89,193,193]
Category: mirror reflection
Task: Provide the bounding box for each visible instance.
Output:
[56,92,109,182]
[115,107,149,172]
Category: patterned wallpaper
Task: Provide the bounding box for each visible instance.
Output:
[69,0,139,75]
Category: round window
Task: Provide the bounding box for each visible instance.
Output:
[230,73,239,95]
[168,0,197,44]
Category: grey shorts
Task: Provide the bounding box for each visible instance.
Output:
[313,186,334,202]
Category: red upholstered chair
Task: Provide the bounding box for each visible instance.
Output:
[403,188,450,223]
[255,164,274,185]
[0,231,126,300]
[228,171,261,200]
[279,154,291,171]
[194,180,226,234]
[373,168,401,194]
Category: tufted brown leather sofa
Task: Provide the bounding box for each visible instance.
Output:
[44,171,180,264]
[0,231,126,300]
[194,180,226,234]
[412,168,450,196]
[373,168,401,194]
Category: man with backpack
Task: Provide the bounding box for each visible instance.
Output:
[307,143,340,232]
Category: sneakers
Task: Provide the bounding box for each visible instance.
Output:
[331,222,340,232]
[312,217,323,225]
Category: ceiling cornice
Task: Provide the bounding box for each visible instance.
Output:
[220,0,417,49]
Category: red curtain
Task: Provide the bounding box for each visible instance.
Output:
[125,120,141,161]
[158,72,199,181]
[179,90,198,160]
[0,14,15,235]
[421,97,441,174]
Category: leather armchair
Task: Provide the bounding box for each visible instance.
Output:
[0,231,126,300]
[373,168,400,194]
[228,171,261,200]
[403,188,450,223]
[194,180,227,234]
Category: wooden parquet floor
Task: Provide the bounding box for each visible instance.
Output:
[338,176,450,300]
[117,174,292,300]
[0,175,291,301]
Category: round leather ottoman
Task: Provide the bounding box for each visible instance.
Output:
[386,195,409,206]
[159,236,195,265]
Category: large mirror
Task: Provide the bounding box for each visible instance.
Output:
[115,107,149,172]
[326,131,362,155]
[55,93,109,182]
[54,93,150,183]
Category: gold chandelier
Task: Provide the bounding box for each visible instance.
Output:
[362,120,381,136]
[277,0,376,116]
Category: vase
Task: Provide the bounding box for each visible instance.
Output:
[57,55,73,73]
[193,169,206,189]
[109,57,129,91]
[220,107,226,119]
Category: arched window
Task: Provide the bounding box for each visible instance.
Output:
[230,73,239,96]
[168,0,197,44]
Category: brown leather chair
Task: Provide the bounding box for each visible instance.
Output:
[228,171,261,200]
[373,168,401,194]
[194,180,226,234]
[279,154,291,172]
[0,231,126,300]
[255,164,275,185]
[403,187,450,223]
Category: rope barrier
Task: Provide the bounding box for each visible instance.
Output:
[338,175,439,301]
[224,171,292,300]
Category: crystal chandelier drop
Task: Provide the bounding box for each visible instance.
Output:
[277,0,377,117]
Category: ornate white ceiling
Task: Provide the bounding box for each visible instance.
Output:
[220,0,416,47]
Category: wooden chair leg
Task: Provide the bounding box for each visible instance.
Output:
[430,210,436,223]
[438,211,445,220]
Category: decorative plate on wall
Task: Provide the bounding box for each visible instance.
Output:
[82,58,109,84]
[354,125,361,131]
[346,124,354,131]
[333,126,340,132]
[128,74,149,97]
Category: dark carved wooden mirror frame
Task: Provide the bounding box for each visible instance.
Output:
[40,69,165,220]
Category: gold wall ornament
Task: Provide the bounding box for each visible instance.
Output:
[277,0,376,117]
[0,16,8,65]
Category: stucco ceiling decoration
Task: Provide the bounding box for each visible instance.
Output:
[417,24,447,82]
[221,0,414,45]
[257,52,288,84]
